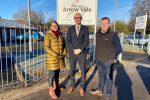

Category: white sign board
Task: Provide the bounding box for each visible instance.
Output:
[57,0,97,25]
[135,15,147,29]
[133,15,148,50]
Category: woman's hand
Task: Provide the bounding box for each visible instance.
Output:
[61,55,65,59]
[57,55,65,60]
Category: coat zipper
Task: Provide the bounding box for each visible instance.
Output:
[58,36,60,68]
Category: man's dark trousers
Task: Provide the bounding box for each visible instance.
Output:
[66,25,89,89]
[69,50,87,88]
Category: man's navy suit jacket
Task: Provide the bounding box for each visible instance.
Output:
[66,25,89,53]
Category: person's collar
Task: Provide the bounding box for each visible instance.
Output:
[52,30,58,33]
[52,30,60,34]
[100,27,110,33]
[75,24,81,27]
[101,30,107,33]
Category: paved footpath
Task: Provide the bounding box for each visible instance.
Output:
[18,51,150,100]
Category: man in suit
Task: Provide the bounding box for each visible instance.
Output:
[66,13,89,96]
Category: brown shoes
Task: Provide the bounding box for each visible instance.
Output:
[67,87,84,96]
[105,97,111,100]
[80,88,84,96]
[67,87,75,93]
[90,90,103,96]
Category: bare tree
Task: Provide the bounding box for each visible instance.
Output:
[128,0,142,32]
[131,0,142,17]
[140,0,150,19]
[43,17,55,28]
[128,0,150,34]
[12,6,45,25]
[12,6,28,20]
[37,10,45,25]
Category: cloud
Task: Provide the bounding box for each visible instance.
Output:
[111,6,131,22]
[98,6,131,16]
[32,0,45,8]
[97,6,131,23]
[118,6,131,10]
[97,14,114,20]
[43,4,49,6]
[116,6,131,16]
[98,11,108,13]
[12,9,18,13]
[43,10,57,21]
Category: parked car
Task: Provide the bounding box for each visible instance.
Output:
[123,35,149,46]
[39,31,44,36]
[129,32,141,37]
[16,32,44,42]
[89,32,94,35]
[124,33,130,38]
[61,31,66,35]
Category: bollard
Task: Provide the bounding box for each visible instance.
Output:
[118,33,124,62]
[147,35,150,54]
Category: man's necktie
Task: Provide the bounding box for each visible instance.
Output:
[76,26,79,37]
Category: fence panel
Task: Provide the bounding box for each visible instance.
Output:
[0,23,95,88]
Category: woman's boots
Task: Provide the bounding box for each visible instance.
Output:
[49,86,57,99]
[54,80,64,90]
[49,80,63,99]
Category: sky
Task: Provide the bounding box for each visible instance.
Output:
[0,0,132,23]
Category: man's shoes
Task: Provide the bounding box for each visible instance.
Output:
[105,97,111,100]
[67,87,75,93]
[90,90,102,96]
[80,88,84,96]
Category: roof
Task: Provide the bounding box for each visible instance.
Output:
[16,20,39,28]
[16,20,29,26]
[0,18,37,29]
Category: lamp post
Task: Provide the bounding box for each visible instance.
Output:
[27,0,32,52]
[46,12,48,27]
[114,0,117,31]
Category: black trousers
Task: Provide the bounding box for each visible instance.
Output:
[49,69,60,87]
[69,51,87,88]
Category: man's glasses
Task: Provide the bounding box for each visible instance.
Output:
[74,17,82,19]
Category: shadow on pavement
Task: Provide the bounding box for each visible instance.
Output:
[122,51,150,64]
[136,65,150,95]
[59,70,79,88]
[56,70,79,97]
[75,66,92,88]
[114,62,134,100]
[84,66,97,93]
[59,66,95,91]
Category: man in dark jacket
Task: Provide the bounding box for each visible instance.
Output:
[66,13,89,96]
[90,17,122,100]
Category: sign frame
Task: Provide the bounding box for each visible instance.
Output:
[133,15,147,50]
[57,0,98,62]
[57,0,97,25]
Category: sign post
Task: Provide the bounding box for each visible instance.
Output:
[57,0,98,63]
[93,0,98,63]
[27,0,32,52]
[133,15,147,50]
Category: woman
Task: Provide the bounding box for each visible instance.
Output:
[44,21,67,99]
